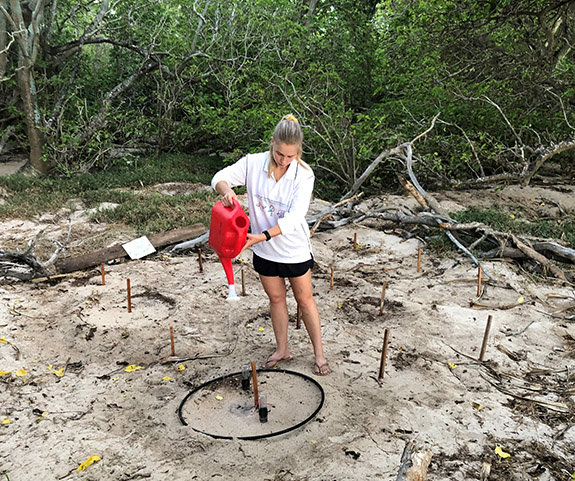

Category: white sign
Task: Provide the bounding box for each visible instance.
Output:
[122,236,156,260]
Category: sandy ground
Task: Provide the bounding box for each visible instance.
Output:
[1,182,575,481]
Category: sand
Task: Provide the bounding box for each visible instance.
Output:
[1,184,574,480]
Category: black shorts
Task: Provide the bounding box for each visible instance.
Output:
[253,253,314,278]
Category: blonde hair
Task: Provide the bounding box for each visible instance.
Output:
[267,114,306,177]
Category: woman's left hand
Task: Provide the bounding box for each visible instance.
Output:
[239,233,266,255]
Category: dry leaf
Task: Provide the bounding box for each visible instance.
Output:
[494,445,510,459]
[125,365,143,372]
[77,455,101,472]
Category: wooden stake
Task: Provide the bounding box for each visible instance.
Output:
[477,266,482,297]
[101,263,105,285]
[378,281,388,316]
[198,248,203,273]
[296,304,302,329]
[170,325,175,357]
[478,315,493,362]
[417,246,422,273]
[241,266,246,296]
[251,361,259,407]
[353,232,358,249]
[330,266,334,290]
[378,328,390,381]
[127,278,132,313]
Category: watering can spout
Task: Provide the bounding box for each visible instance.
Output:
[208,199,250,300]
[219,256,240,301]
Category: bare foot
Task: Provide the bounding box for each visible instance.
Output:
[263,351,292,369]
[314,357,330,375]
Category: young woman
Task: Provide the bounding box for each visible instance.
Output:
[211,114,329,375]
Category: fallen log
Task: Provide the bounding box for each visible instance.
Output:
[55,224,206,274]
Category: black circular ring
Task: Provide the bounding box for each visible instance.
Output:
[177,368,325,440]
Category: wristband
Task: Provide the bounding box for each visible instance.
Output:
[262,230,271,241]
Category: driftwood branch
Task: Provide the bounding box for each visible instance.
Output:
[56,224,206,274]
[340,114,441,202]
[1,224,207,281]
[396,439,433,481]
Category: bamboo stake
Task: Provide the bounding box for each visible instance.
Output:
[170,325,176,357]
[378,328,390,381]
[417,246,422,273]
[478,315,493,362]
[477,266,482,297]
[378,281,388,316]
[101,263,105,285]
[330,266,334,290]
[353,232,358,249]
[241,266,246,296]
[296,304,302,329]
[127,278,132,313]
[251,361,259,407]
[198,248,203,273]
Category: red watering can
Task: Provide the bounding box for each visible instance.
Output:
[208,199,250,300]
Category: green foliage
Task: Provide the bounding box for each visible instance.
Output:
[451,207,575,248]
[0,154,221,232]
[2,0,574,196]
[90,191,216,234]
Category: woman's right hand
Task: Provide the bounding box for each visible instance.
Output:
[221,190,237,207]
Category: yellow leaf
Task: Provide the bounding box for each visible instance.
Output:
[472,402,483,411]
[509,214,515,219]
[448,363,457,369]
[112,376,119,382]
[162,376,172,382]
[246,323,253,328]
[77,456,101,472]
[494,445,511,459]
[517,297,525,303]
[2,418,11,425]
[178,364,186,371]
[0,371,11,377]
[258,327,264,332]
[52,368,65,377]
[540,202,545,206]
[47,364,53,370]
[15,368,27,377]
[125,365,143,372]
[0,338,7,344]
[215,395,223,401]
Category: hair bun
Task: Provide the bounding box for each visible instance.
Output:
[283,114,299,124]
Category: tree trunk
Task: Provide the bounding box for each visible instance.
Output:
[8,0,49,174]
[0,0,7,79]
[17,67,47,174]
